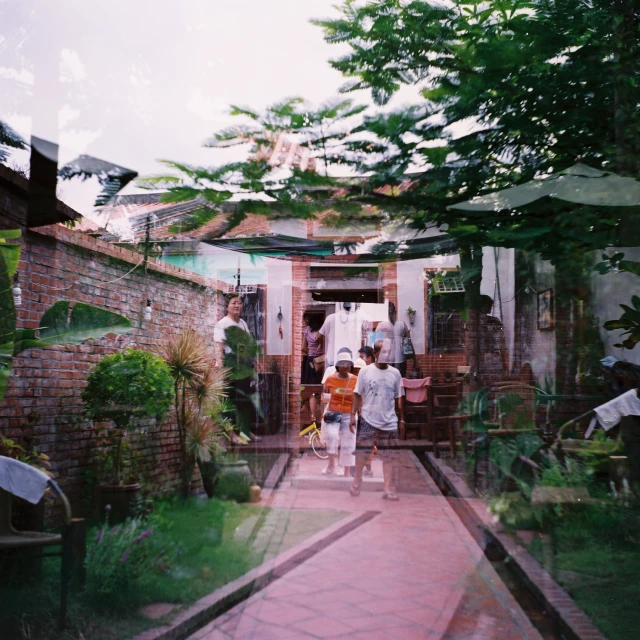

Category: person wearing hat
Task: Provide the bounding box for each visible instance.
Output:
[320,347,358,476]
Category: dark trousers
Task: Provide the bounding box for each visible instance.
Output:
[225,377,258,437]
[391,361,407,378]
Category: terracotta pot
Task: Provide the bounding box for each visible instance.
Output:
[97,483,140,524]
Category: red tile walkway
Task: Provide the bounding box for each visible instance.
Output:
[189,453,542,640]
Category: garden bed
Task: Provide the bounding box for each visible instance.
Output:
[0,497,347,640]
[526,504,640,640]
[431,451,640,640]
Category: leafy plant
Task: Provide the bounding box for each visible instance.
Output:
[489,432,543,496]
[538,450,592,488]
[214,470,251,503]
[603,295,640,350]
[1,229,134,406]
[0,413,51,475]
[83,349,174,484]
[488,492,542,530]
[85,514,181,607]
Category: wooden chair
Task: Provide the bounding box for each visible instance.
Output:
[402,378,431,440]
[0,457,73,630]
[429,381,464,457]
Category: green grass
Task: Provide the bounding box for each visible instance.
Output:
[0,498,347,640]
[527,501,640,640]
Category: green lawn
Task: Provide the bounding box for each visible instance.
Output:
[0,498,347,640]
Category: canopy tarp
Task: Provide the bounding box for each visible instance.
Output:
[450,164,640,211]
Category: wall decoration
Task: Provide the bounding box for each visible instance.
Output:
[537,288,554,331]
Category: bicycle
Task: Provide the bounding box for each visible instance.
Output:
[299,420,327,459]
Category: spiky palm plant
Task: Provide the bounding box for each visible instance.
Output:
[160,330,228,495]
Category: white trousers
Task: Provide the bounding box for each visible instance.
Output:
[322,412,356,467]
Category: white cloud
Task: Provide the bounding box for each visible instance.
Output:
[0,66,34,85]
[60,49,86,83]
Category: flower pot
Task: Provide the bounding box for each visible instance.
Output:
[198,459,220,498]
[97,483,140,524]
[219,459,251,482]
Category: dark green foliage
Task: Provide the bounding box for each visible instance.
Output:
[603,295,640,349]
[223,325,263,380]
[83,348,174,423]
[312,0,640,257]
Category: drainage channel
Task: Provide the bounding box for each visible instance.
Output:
[417,452,567,640]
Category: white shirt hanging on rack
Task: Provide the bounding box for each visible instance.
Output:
[332,303,372,365]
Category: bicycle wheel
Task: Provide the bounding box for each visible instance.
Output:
[310,430,328,459]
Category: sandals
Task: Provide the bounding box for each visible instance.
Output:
[349,483,361,497]
[382,492,399,501]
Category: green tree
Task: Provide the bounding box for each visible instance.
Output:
[138,97,367,233]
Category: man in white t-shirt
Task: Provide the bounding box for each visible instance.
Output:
[349,339,405,500]
[375,301,416,379]
[213,294,260,443]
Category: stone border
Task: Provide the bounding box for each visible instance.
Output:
[133,509,380,640]
[260,452,291,501]
[423,453,608,640]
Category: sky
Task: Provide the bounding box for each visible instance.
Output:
[0,0,420,214]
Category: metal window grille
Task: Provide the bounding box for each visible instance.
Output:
[433,275,465,294]
[429,294,465,351]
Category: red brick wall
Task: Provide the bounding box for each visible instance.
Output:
[1,224,227,517]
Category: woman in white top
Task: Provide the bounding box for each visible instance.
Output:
[213,294,261,444]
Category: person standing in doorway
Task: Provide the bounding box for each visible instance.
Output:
[213,294,262,444]
[349,340,405,500]
[302,312,323,383]
[376,301,416,379]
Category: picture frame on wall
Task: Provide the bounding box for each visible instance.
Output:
[537,288,554,331]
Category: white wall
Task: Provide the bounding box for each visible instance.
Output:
[592,246,640,366]
[265,257,292,356]
[482,247,516,371]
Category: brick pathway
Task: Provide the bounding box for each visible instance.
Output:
[189,453,542,640]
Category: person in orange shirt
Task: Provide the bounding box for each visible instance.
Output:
[321,347,357,477]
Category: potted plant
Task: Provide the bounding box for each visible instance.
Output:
[83,348,174,522]
[185,412,225,498]
[160,330,228,496]
[406,306,416,325]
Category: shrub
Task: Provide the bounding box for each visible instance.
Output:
[83,348,174,423]
[83,349,174,484]
[214,472,251,503]
[85,514,180,607]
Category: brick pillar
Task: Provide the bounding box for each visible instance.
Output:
[381,262,398,305]
[287,259,309,444]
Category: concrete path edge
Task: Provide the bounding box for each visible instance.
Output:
[132,509,379,640]
[424,453,608,640]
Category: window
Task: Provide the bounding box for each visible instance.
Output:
[428,292,465,352]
